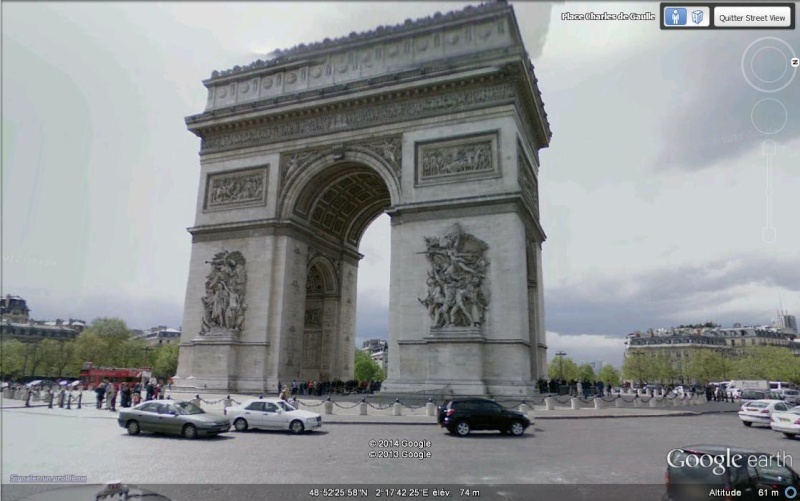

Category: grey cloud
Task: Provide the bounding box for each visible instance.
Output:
[355,293,389,347]
[655,31,800,171]
[545,251,800,336]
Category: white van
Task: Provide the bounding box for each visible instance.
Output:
[770,381,795,391]
[727,380,768,399]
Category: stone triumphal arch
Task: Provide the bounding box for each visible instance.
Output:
[176,2,552,396]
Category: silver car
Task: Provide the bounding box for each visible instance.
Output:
[117,400,230,438]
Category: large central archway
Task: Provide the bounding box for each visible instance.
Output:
[176,2,552,396]
[284,161,394,381]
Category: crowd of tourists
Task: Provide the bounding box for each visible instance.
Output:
[93,378,169,411]
[279,379,382,397]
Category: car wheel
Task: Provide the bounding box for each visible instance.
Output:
[784,433,796,438]
[289,420,305,434]
[742,421,752,427]
[234,418,248,432]
[509,421,526,436]
[126,420,140,436]
[182,424,198,439]
[455,420,470,437]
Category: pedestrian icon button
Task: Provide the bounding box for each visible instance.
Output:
[666,7,687,25]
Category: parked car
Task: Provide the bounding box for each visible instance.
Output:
[780,389,800,406]
[663,445,800,500]
[436,398,531,437]
[117,400,230,438]
[225,398,322,434]
[770,405,800,438]
[739,389,780,403]
[739,399,791,427]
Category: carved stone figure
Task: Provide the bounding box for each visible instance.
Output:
[200,250,248,335]
[418,224,489,328]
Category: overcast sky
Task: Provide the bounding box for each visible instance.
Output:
[4,2,799,368]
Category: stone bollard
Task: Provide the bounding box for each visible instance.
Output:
[393,400,402,416]
[24,389,31,407]
[426,401,437,417]
[2,388,9,398]
[544,397,554,411]
[223,398,233,409]
[615,396,623,408]
[323,399,333,415]
[519,403,532,415]
[48,391,54,409]
[360,401,368,416]
[570,398,580,410]
[634,396,642,408]
[32,391,40,402]
[649,396,659,408]
[594,398,604,410]
[191,395,203,408]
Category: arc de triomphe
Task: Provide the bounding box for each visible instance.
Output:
[175,2,551,396]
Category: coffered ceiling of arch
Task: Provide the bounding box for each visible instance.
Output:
[295,166,391,246]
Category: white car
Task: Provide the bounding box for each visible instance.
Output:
[739,399,791,428]
[225,398,322,434]
[770,405,800,438]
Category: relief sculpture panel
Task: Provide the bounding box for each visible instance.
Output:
[418,223,489,328]
[416,133,498,186]
[200,250,247,336]
[205,167,268,211]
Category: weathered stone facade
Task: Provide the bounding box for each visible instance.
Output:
[177,2,551,396]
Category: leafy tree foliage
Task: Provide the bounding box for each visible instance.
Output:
[547,356,579,381]
[622,350,650,385]
[2,317,180,380]
[354,350,385,382]
[578,363,596,382]
[597,364,621,386]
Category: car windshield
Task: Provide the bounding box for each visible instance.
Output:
[277,401,296,412]
[174,402,205,415]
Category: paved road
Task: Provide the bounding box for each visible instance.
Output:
[3,408,798,500]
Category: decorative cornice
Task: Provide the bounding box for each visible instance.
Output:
[207,2,511,81]
[198,78,517,154]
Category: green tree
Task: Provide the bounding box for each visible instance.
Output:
[622,350,650,386]
[152,344,179,377]
[0,340,27,379]
[597,364,621,387]
[354,350,385,382]
[685,349,724,384]
[547,356,579,381]
[652,352,678,384]
[578,363,596,382]
[735,347,800,383]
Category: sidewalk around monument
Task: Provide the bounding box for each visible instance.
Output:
[1,394,740,423]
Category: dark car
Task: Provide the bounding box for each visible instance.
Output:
[663,445,800,501]
[117,400,230,438]
[436,398,531,437]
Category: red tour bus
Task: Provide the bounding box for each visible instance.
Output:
[79,362,152,389]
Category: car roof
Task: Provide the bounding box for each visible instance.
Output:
[675,445,765,457]
[449,398,496,403]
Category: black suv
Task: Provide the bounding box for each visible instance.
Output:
[664,445,800,501]
[437,398,531,437]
